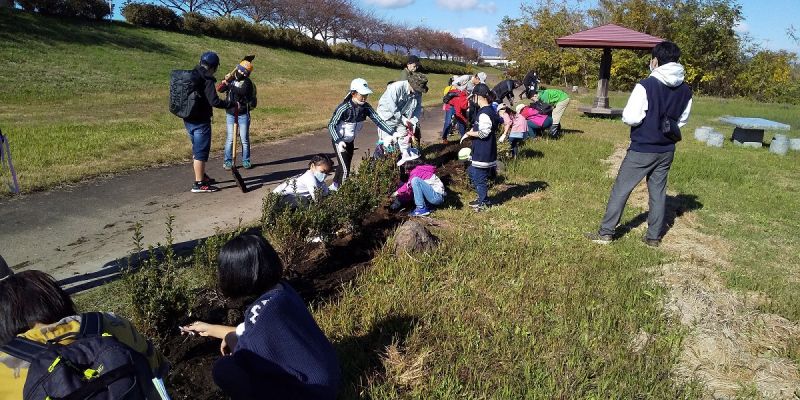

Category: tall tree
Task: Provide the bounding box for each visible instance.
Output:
[159,0,208,14]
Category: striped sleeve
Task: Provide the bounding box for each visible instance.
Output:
[366,104,394,135]
[477,113,492,139]
[328,102,350,142]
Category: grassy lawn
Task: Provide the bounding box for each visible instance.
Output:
[74,94,800,397]
[0,9,454,194]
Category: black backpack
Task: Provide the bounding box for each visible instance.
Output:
[1,312,161,400]
[169,69,200,118]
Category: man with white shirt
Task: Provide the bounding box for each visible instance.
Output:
[585,41,693,247]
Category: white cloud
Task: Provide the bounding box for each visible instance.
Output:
[459,26,497,46]
[364,0,414,8]
[436,0,496,13]
[733,21,749,33]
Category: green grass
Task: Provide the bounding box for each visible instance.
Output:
[0,9,452,194]
[67,38,800,397]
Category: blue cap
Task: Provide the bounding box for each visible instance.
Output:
[200,51,220,68]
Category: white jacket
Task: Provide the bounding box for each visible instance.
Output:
[273,170,328,201]
[622,63,693,128]
[376,81,422,129]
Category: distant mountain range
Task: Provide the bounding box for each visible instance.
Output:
[461,38,504,58]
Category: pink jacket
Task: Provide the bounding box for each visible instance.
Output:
[501,112,528,134]
[519,106,548,126]
[396,165,443,203]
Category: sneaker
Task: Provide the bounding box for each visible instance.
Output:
[191,182,219,193]
[329,182,340,192]
[642,237,661,247]
[242,160,252,169]
[468,199,481,208]
[409,207,431,217]
[223,161,232,170]
[584,232,612,244]
[203,174,216,184]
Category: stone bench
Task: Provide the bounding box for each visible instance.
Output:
[719,116,791,147]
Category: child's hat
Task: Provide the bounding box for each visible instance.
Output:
[458,147,472,160]
[237,60,254,76]
[350,78,373,95]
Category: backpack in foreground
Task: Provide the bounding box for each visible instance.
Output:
[169,69,199,118]
[1,312,163,400]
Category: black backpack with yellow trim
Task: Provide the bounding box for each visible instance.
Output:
[1,312,159,400]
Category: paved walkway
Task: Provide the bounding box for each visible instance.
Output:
[0,109,445,290]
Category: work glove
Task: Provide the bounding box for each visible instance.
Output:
[460,134,469,144]
[498,134,507,142]
[336,141,347,153]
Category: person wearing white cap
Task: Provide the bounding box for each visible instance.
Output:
[327,78,394,189]
[466,72,487,93]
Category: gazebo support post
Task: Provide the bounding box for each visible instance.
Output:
[594,48,612,108]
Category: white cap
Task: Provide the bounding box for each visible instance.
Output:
[350,78,373,95]
[396,148,420,166]
[457,147,472,160]
[476,72,487,83]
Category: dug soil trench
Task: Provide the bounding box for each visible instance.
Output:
[604,146,800,399]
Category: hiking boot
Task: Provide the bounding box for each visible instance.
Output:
[203,174,216,184]
[191,181,219,193]
[223,161,232,170]
[642,237,661,247]
[584,232,612,244]
[409,207,431,217]
[242,160,252,169]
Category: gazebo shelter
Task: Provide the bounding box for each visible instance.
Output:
[556,24,664,117]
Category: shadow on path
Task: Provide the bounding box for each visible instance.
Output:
[615,193,703,239]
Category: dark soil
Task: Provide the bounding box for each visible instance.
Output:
[161,207,404,400]
[161,146,463,399]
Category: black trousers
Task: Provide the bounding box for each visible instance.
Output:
[332,140,354,186]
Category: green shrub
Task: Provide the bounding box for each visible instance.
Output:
[261,153,398,268]
[123,217,190,343]
[121,2,181,31]
[183,11,217,36]
[16,0,110,19]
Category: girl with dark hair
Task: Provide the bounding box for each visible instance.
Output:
[272,154,334,206]
[0,270,169,399]
[180,234,340,400]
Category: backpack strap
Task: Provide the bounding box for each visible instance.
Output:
[1,337,47,363]
[78,312,105,338]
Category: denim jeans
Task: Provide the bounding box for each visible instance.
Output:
[525,117,553,138]
[225,112,250,163]
[410,177,444,208]
[184,120,212,161]
[442,107,455,139]
[468,165,492,204]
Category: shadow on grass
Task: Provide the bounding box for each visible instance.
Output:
[615,193,703,239]
[335,315,419,398]
[516,149,544,159]
[492,180,549,205]
[0,9,175,54]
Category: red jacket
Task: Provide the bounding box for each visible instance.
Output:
[445,89,469,123]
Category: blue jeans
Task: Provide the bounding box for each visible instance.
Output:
[184,120,211,161]
[468,165,492,204]
[442,107,454,139]
[410,177,444,209]
[526,117,553,138]
[225,112,250,163]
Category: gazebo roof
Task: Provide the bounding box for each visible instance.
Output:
[556,24,663,50]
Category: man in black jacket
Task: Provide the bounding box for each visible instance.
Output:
[183,51,235,193]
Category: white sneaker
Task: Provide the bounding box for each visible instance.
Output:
[329,183,340,191]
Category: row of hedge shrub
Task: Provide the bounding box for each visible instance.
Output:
[15,0,110,20]
[121,3,471,76]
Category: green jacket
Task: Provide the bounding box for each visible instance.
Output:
[538,89,569,105]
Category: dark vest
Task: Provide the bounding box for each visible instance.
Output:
[471,106,500,165]
[629,76,692,153]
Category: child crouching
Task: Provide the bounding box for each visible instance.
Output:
[392,149,446,217]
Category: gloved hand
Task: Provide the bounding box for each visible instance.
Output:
[336,141,347,153]
[460,134,468,144]
[498,134,507,142]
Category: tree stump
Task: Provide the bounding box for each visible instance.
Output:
[393,220,438,256]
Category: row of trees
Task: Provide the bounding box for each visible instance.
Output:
[157,0,480,61]
[499,0,800,104]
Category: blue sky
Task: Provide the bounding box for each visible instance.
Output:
[357,0,799,53]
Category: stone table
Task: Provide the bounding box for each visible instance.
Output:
[719,116,791,146]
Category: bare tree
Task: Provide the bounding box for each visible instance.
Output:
[160,0,208,14]
[241,0,274,23]
[206,0,242,17]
